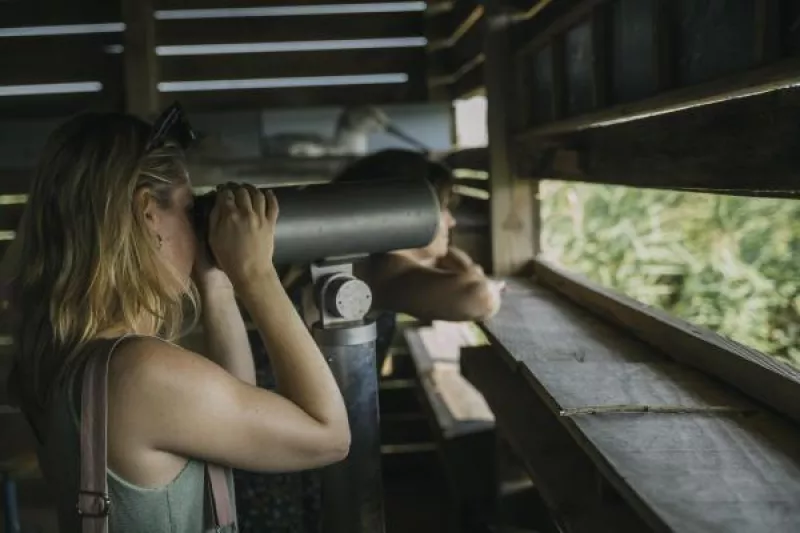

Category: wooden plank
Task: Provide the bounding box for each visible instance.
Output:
[448,55,484,99]
[156,11,424,46]
[156,0,409,8]
[461,346,650,533]
[448,14,485,77]
[480,277,800,532]
[590,3,611,108]
[755,0,782,64]
[0,92,116,120]
[0,169,34,195]
[521,86,800,197]
[533,258,800,428]
[123,0,158,118]
[517,0,610,57]
[0,204,24,231]
[161,47,426,82]
[172,82,427,111]
[0,0,120,27]
[484,4,538,276]
[518,55,800,138]
[427,0,481,46]
[0,35,121,86]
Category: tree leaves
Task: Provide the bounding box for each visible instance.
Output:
[541,181,800,368]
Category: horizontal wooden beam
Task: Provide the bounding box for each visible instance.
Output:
[0,35,121,86]
[0,204,24,231]
[0,0,120,27]
[0,169,34,195]
[156,11,424,46]
[519,85,800,197]
[170,82,427,111]
[517,57,800,139]
[0,91,119,120]
[533,258,800,428]
[161,47,426,82]
[156,0,412,8]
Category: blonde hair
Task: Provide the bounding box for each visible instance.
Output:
[9,112,197,412]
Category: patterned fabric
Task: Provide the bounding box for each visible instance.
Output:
[234,284,395,533]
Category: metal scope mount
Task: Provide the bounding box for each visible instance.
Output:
[308,256,385,533]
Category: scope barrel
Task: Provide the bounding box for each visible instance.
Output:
[193,178,441,265]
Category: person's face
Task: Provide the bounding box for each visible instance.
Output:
[140,182,197,283]
[425,206,457,258]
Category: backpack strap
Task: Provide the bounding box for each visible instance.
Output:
[78,338,235,532]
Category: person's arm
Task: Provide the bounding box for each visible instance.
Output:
[360,252,503,322]
[117,185,350,472]
[195,271,256,385]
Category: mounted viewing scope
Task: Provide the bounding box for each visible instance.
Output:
[192,177,441,265]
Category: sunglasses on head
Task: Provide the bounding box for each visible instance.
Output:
[144,101,197,153]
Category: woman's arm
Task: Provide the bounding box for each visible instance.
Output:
[360,251,503,322]
[113,186,350,473]
[194,272,256,385]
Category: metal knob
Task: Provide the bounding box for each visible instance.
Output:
[320,274,372,321]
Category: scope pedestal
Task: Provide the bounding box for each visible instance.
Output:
[309,260,386,533]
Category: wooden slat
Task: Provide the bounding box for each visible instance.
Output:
[0,204,25,231]
[156,0,410,8]
[484,4,538,276]
[533,258,800,428]
[0,92,118,120]
[462,346,651,533]
[0,0,120,27]
[161,47,426,82]
[448,14,485,76]
[123,0,159,118]
[517,0,610,57]
[0,169,34,195]
[520,85,800,197]
[0,35,121,86]
[156,11,424,46]
[449,56,484,99]
[479,277,800,532]
[170,82,427,111]
[427,0,481,45]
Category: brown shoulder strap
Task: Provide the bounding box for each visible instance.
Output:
[78,337,235,532]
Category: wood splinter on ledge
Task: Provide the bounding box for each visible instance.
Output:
[559,404,758,417]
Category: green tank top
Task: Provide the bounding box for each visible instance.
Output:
[34,337,237,533]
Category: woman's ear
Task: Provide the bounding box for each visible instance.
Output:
[134,187,158,232]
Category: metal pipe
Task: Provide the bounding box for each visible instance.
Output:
[193,177,441,266]
[314,322,385,533]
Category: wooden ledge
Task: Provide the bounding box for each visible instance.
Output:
[464,277,800,533]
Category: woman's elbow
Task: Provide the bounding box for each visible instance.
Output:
[315,423,351,465]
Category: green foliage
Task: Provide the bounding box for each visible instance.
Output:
[540,181,800,368]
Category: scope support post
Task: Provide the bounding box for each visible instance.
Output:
[309,258,385,533]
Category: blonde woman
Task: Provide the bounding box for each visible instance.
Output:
[5,107,350,532]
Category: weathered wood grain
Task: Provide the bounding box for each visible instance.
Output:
[478,277,800,532]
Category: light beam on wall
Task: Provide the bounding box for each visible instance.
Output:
[156,2,426,19]
[156,37,427,56]
[159,74,408,92]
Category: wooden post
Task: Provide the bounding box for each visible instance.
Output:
[483,4,539,276]
[122,0,159,119]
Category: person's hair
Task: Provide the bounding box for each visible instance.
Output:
[334,149,456,208]
[8,112,197,413]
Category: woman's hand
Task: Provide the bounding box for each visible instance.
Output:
[208,183,279,292]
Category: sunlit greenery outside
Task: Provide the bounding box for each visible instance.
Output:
[540,181,800,368]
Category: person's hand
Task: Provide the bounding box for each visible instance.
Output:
[208,183,279,292]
